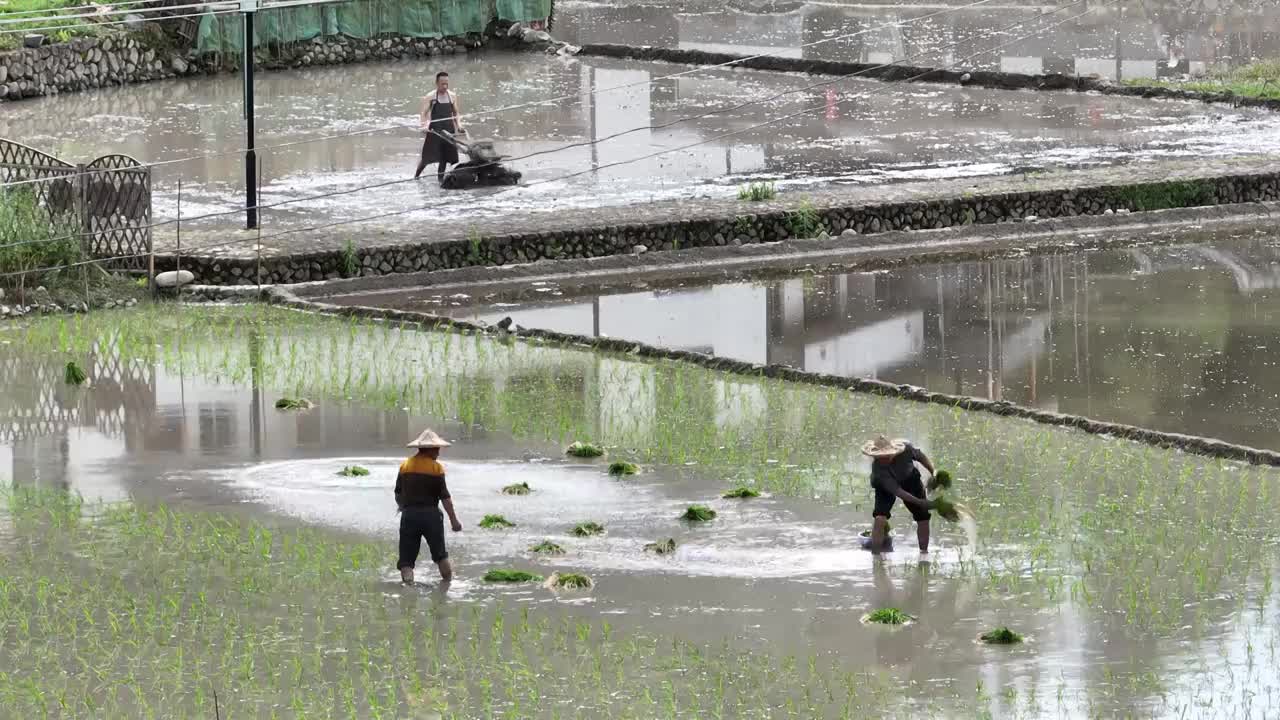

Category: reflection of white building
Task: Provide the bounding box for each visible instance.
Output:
[803,312,924,379]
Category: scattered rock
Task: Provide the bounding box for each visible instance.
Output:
[171,57,188,75]
[507,22,524,37]
[1023,215,1039,223]
[154,270,195,288]
[632,244,648,254]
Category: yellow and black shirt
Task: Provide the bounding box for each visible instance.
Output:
[395,455,450,509]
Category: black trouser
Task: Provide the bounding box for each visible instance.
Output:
[414,135,453,182]
[398,506,447,569]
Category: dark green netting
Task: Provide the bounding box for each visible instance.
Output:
[196,0,545,55]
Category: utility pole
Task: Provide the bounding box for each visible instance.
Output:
[241,0,259,229]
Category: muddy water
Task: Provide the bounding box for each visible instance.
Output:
[328,229,1280,452]
[558,0,1280,80]
[3,52,1279,236]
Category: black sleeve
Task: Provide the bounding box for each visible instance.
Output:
[438,475,451,501]
[910,445,928,464]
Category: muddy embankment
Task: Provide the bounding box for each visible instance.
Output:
[576,43,1280,113]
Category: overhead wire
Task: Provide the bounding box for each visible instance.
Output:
[0,0,1113,278]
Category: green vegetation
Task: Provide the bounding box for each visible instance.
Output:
[644,538,677,555]
[681,504,717,522]
[607,460,638,476]
[340,239,359,278]
[63,360,86,386]
[569,521,604,537]
[529,540,565,555]
[785,199,825,239]
[566,441,604,458]
[337,465,370,477]
[273,397,312,410]
[549,572,594,590]
[482,569,543,583]
[479,514,515,529]
[980,627,1024,644]
[931,496,961,523]
[737,181,776,202]
[0,0,102,50]
[1124,60,1280,100]
[1106,180,1215,212]
[928,469,953,491]
[502,481,532,495]
[0,187,82,302]
[865,608,912,625]
[722,486,760,499]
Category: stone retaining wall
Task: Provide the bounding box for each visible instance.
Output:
[263,287,1280,468]
[163,170,1280,286]
[578,43,1280,112]
[0,29,484,102]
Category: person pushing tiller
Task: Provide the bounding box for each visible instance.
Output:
[414,70,522,189]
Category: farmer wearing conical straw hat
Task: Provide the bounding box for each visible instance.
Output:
[396,429,463,584]
[862,435,938,554]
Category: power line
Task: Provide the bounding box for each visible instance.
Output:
[0,0,1098,259]
[1,0,1000,188]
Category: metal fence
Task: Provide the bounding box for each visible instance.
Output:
[0,138,153,273]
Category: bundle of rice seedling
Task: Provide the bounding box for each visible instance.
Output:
[644,538,677,555]
[681,505,717,522]
[722,486,760,499]
[529,540,565,555]
[274,397,313,411]
[566,441,604,458]
[864,608,912,625]
[927,469,954,492]
[570,521,605,537]
[479,514,515,529]
[483,569,543,583]
[337,465,370,477]
[608,461,638,477]
[63,361,87,386]
[545,572,593,590]
[502,482,532,495]
[931,496,961,523]
[858,525,889,538]
[979,627,1024,644]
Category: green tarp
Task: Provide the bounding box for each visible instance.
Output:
[197,0,551,55]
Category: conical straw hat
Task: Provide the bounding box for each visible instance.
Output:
[407,429,452,448]
[861,435,906,458]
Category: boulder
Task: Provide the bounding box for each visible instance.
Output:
[155,270,195,288]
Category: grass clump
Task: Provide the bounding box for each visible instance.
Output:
[566,441,604,458]
[722,486,760,499]
[980,627,1024,644]
[931,496,961,523]
[681,504,717,522]
[645,538,677,555]
[337,465,370,477]
[547,572,593,590]
[737,181,776,201]
[570,521,605,537]
[63,360,87,386]
[482,569,543,583]
[479,514,516,529]
[785,199,825,239]
[608,461,638,477]
[502,481,532,495]
[529,540,566,555]
[274,397,313,410]
[1123,60,1280,100]
[1,186,82,303]
[927,469,953,491]
[865,608,912,625]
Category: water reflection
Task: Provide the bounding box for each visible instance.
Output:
[347,233,1280,450]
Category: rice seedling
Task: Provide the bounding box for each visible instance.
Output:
[337,465,370,477]
[737,181,776,202]
[979,627,1024,644]
[681,504,717,522]
[482,569,543,583]
[931,496,962,523]
[566,441,604,458]
[502,481,532,495]
[63,360,86,385]
[479,514,516,529]
[722,486,760,499]
[570,521,605,537]
[645,538,677,555]
[608,461,638,477]
[864,608,912,625]
[273,397,312,410]
[529,540,565,555]
[546,572,594,590]
[928,469,954,491]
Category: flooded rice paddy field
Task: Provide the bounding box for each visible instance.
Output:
[3,305,1280,718]
[330,224,1280,453]
[557,0,1280,81]
[4,51,1280,237]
